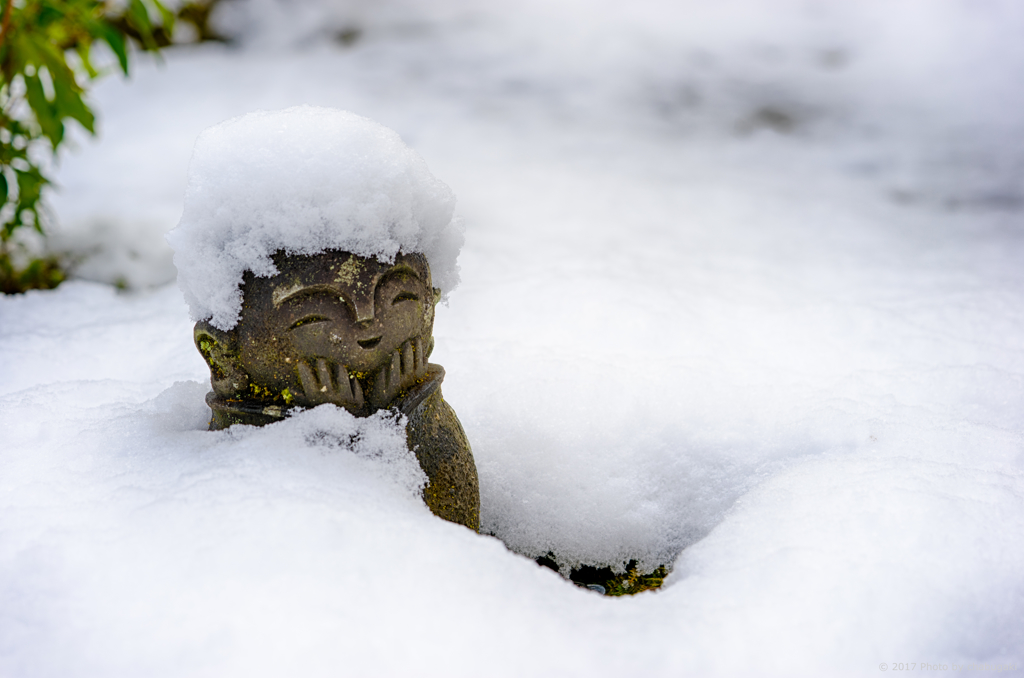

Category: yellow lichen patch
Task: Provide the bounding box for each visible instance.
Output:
[334,255,364,287]
[248,383,274,400]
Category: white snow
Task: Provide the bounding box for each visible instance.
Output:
[167,106,462,330]
[3,0,1024,675]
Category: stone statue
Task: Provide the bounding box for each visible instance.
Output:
[192,248,480,531]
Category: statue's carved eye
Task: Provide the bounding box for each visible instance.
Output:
[289,315,330,330]
[392,291,419,305]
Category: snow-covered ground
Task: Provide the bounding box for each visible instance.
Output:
[2,0,1024,675]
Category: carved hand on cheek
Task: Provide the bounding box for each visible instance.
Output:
[296,358,364,409]
[194,322,249,398]
[368,334,431,409]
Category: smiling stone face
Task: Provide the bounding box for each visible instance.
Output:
[195,249,440,415]
[264,251,431,371]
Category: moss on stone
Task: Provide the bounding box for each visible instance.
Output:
[537,554,670,597]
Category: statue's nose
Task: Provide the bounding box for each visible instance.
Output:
[352,295,375,325]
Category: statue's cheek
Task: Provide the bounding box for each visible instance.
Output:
[383,305,425,342]
[288,325,354,358]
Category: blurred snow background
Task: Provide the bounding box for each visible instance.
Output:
[2,0,1024,675]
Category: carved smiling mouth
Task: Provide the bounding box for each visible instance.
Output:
[357,336,382,349]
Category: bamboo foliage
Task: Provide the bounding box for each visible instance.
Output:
[0,0,171,290]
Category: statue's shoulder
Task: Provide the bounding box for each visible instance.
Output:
[400,365,479,532]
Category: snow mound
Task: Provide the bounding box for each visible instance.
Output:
[264,403,429,500]
[167,106,463,330]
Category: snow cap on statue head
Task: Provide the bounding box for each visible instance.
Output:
[167,105,464,331]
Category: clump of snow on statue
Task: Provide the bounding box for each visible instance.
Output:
[167,106,463,330]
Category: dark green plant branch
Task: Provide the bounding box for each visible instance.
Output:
[0,0,172,292]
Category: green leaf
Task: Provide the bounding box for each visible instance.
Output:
[36,3,67,31]
[75,43,99,79]
[16,168,46,207]
[28,209,44,234]
[23,73,65,148]
[127,0,156,49]
[10,33,36,73]
[129,0,154,29]
[32,33,78,83]
[97,23,129,74]
[1,0,169,263]
[151,0,176,33]
[53,75,95,134]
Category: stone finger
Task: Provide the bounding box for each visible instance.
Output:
[336,364,353,400]
[390,350,402,390]
[316,358,334,392]
[372,363,388,405]
[402,340,415,375]
[416,337,428,375]
[297,361,318,398]
[351,376,364,407]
